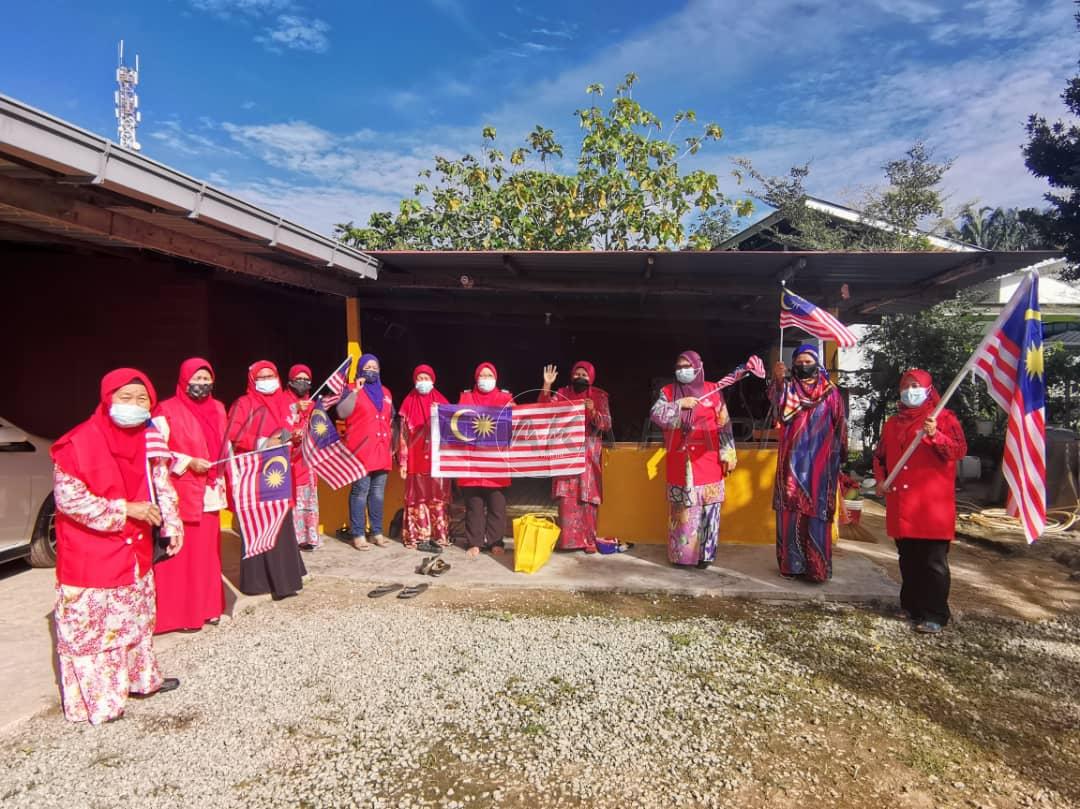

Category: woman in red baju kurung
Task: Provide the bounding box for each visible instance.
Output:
[397,364,451,550]
[285,363,320,550]
[51,368,184,724]
[153,357,227,633]
[459,362,513,558]
[539,361,612,553]
[873,368,967,633]
[226,360,306,598]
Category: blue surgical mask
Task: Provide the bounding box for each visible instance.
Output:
[900,386,928,407]
[362,369,380,384]
[477,378,496,393]
[255,378,280,395]
[675,368,697,384]
[109,403,150,427]
[415,380,434,395]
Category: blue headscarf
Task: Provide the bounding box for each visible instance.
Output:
[358,353,384,412]
[793,344,819,364]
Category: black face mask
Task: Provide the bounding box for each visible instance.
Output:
[362,370,380,384]
[792,363,819,380]
[187,382,213,400]
[571,378,590,392]
[289,379,312,396]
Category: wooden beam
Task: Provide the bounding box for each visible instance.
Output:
[0,176,360,297]
[857,257,992,315]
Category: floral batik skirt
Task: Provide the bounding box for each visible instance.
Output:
[667,481,725,566]
[293,483,321,548]
[54,568,163,725]
[403,473,451,547]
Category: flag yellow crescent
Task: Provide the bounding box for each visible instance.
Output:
[450,408,477,442]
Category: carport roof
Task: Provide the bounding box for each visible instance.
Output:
[369,249,1062,323]
[0,94,378,296]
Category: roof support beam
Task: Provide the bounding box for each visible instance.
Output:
[857,257,992,315]
[0,176,359,296]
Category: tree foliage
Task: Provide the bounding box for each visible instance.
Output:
[944,204,1061,251]
[335,74,751,251]
[732,142,953,251]
[1023,1,1080,273]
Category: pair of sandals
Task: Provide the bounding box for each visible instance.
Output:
[417,556,451,576]
[353,534,390,551]
[367,583,429,599]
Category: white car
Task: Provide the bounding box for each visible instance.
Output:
[0,417,55,567]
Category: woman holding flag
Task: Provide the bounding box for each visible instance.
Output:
[770,345,847,582]
[873,369,967,633]
[649,351,737,568]
[226,361,306,599]
[286,364,320,551]
[50,368,184,724]
[539,361,612,553]
[397,364,451,550]
[152,358,227,633]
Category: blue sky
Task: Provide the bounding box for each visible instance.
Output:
[2,0,1077,236]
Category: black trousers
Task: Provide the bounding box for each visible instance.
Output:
[895,538,951,625]
[462,487,507,549]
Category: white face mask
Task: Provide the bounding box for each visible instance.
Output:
[109,403,150,427]
[476,378,496,393]
[255,378,280,395]
[900,386,928,407]
[415,380,434,395]
[675,368,697,384]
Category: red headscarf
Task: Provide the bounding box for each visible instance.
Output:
[673,351,707,429]
[554,361,600,402]
[471,361,505,407]
[287,363,313,403]
[399,364,449,431]
[172,357,226,480]
[896,368,940,442]
[226,360,294,451]
[51,368,158,501]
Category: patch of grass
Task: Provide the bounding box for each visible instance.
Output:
[669,631,698,649]
[91,753,122,768]
[522,722,547,736]
[904,741,950,779]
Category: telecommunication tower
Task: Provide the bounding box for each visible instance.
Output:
[114,40,141,151]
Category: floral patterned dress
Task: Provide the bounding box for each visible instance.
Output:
[53,459,181,725]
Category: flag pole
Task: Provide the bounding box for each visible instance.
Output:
[209,445,278,467]
[881,272,1035,491]
[779,280,786,371]
[313,356,349,401]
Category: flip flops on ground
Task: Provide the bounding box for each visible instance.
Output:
[397,584,429,599]
[367,583,404,598]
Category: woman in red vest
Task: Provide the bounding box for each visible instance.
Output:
[153,357,227,633]
[397,364,451,551]
[285,363,320,551]
[51,368,184,724]
[459,362,513,559]
[338,353,393,550]
[873,368,967,634]
[226,360,306,598]
[539,361,612,553]
[649,351,737,567]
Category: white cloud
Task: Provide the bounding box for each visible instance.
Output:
[241,100,257,110]
[149,120,241,157]
[256,15,330,53]
[188,0,291,18]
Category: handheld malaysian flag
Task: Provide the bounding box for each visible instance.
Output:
[972,272,1046,543]
[227,446,292,559]
[780,288,857,348]
[301,398,367,489]
[717,355,766,389]
[431,401,587,478]
[318,357,353,407]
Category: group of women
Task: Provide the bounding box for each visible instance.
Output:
[50,347,964,724]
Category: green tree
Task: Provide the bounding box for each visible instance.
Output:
[732,142,953,251]
[946,204,1062,250]
[335,74,751,251]
[1023,2,1080,273]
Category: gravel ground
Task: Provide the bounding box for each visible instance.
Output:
[2,580,1079,809]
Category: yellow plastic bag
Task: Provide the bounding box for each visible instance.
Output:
[512,514,560,574]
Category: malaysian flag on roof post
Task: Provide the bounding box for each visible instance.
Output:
[972,272,1046,543]
[779,287,857,348]
[302,397,368,489]
[228,446,292,559]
